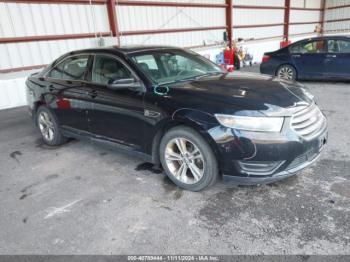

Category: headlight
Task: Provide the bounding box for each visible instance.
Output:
[215,114,284,132]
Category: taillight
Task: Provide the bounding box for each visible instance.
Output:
[262,55,271,63]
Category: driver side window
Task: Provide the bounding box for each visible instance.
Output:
[92,55,132,85]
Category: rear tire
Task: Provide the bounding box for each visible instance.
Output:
[36,106,67,146]
[277,65,297,80]
[159,126,218,191]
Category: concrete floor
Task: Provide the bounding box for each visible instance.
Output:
[0,74,349,254]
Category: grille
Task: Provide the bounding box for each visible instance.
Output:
[291,103,326,140]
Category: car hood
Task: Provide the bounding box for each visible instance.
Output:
[165,72,313,117]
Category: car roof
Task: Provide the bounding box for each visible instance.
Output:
[298,35,350,42]
[68,45,181,56]
[286,35,350,49]
[116,45,179,53]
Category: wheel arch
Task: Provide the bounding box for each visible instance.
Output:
[34,100,46,112]
[150,109,222,167]
[275,63,298,79]
[32,101,47,126]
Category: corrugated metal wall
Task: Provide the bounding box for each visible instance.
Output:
[0,3,109,36]
[0,1,228,72]
[0,2,114,71]
[0,76,27,110]
[233,0,284,40]
[116,1,225,46]
[0,0,328,72]
[290,0,322,35]
[0,0,346,110]
[324,0,350,32]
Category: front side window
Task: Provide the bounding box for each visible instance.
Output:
[133,55,161,80]
[290,40,325,54]
[327,39,350,53]
[48,55,89,80]
[327,40,339,53]
[336,40,350,53]
[130,50,222,85]
[338,40,350,53]
[92,55,133,85]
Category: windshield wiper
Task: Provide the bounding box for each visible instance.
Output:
[194,72,225,79]
[158,77,196,86]
[177,72,224,82]
[158,72,224,86]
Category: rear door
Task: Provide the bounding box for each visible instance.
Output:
[325,39,350,79]
[289,40,327,79]
[45,54,93,132]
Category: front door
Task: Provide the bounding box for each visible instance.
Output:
[86,54,146,150]
[325,39,350,79]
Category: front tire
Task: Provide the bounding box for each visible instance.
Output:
[159,126,218,191]
[36,106,67,146]
[277,65,297,80]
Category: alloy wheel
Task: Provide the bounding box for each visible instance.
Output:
[164,137,205,184]
[278,66,294,80]
[38,111,55,141]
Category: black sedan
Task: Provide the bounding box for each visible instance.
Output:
[26,46,327,191]
[260,36,350,80]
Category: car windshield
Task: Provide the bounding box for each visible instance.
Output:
[129,49,223,85]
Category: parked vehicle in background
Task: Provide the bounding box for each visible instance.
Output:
[26,46,327,191]
[260,36,350,80]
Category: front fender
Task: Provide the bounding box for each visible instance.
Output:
[171,108,224,162]
[173,108,259,173]
[171,107,218,130]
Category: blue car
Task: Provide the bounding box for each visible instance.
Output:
[260,36,350,80]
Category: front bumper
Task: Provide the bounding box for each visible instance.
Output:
[222,151,322,185]
[208,117,328,185]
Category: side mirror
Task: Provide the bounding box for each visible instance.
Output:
[107,78,142,91]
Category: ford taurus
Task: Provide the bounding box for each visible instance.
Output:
[26,46,328,191]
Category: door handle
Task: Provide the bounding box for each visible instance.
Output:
[326,54,337,58]
[88,90,97,98]
[292,54,301,58]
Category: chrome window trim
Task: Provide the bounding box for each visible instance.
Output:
[43,52,146,92]
[44,53,91,81]
[125,47,177,55]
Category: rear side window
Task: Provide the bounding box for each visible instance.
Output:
[290,40,325,54]
[48,55,89,80]
[91,55,133,85]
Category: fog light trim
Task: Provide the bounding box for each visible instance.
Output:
[237,160,285,176]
